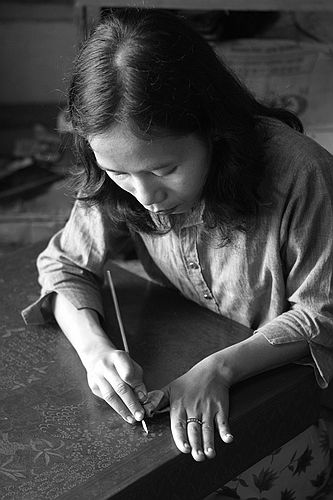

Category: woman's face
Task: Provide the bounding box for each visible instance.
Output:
[89,125,210,215]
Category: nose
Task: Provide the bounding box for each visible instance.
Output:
[132,175,167,207]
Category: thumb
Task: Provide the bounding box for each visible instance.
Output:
[133,383,149,404]
[113,351,147,402]
[154,386,170,411]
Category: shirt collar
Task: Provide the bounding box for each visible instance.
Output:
[149,201,205,231]
[180,201,205,228]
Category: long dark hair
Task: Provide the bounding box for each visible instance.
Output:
[68,8,303,243]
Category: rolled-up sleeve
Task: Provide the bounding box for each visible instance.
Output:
[256,145,333,388]
[22,201,133,324]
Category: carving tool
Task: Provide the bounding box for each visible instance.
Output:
[106,269,149,434]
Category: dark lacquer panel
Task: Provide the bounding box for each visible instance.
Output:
[0,243,319,500]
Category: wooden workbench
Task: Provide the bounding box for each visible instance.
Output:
[0,242,319,499]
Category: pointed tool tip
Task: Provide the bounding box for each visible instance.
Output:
[142,419,148,434]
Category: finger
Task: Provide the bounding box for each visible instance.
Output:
[187,418,205,462]
[113,352,148,405]
[97,379,136,424]
[170,405,191,455]
[201,418,216,459]
[215,411,234,444]
[106,369,145,422]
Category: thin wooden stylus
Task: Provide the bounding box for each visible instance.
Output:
[106,269,148,434]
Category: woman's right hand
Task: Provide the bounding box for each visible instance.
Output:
[82,344,149,424]
[51,294,148,424]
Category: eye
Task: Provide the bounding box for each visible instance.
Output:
[113,172,127,177]
[153,165,178,177]
[107,171,128,179]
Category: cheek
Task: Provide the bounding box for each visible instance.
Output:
[182,166,207,196]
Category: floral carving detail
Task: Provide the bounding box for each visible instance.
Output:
[292,446,313,476]
[0,456,25,481]
[216,485,240,498]
[30,438,65,466]
[0,432,27,455]
[280,488,296,500]
[252,467,278,492]
[310,471,327,488]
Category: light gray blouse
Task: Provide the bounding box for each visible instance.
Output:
[22,119,333,388]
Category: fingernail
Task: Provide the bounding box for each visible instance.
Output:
[126,416,135,424]
[224,433,234,442]
[207,447,214,454]
[137,391,148,403]
[183,442,190,449]
[135,410,144,421]
[197,450,204,456]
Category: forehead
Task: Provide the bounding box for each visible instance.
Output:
[89,125,198,167]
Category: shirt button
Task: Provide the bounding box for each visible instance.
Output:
[188,261,199,269]
[203,293,212,300]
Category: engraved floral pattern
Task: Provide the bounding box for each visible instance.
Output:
[0,325,163,499]
[0,456,26,481]
[31,438,65,465]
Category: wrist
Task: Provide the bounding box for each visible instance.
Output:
[210,351,236,388]
[213,333,309,387]
[78,330,116,366]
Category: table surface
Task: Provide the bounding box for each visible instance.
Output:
[0,242,319,500]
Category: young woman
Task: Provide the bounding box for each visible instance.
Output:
[23,8,333,498]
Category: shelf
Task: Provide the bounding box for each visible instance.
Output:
[75,0,333,11]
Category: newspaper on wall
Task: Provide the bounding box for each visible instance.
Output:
[213,39,333,154]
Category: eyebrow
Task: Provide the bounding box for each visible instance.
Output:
[96,163,119,173]
[96,162,175,173]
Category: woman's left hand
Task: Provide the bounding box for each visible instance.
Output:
[162,352,234,462]
[149,334,309,462]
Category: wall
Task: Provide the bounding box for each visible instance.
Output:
[0,2,76,105]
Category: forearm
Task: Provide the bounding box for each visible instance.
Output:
[51,293,116,366]
[218,333,309,386]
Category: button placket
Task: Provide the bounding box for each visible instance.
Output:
[180,226,219,312]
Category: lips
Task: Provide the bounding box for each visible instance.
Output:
[155,206,178,215]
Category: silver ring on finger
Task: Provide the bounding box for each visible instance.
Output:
[187,417,203,425]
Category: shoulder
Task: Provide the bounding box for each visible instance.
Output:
[257,117,333,193]
[65,200,125,237]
